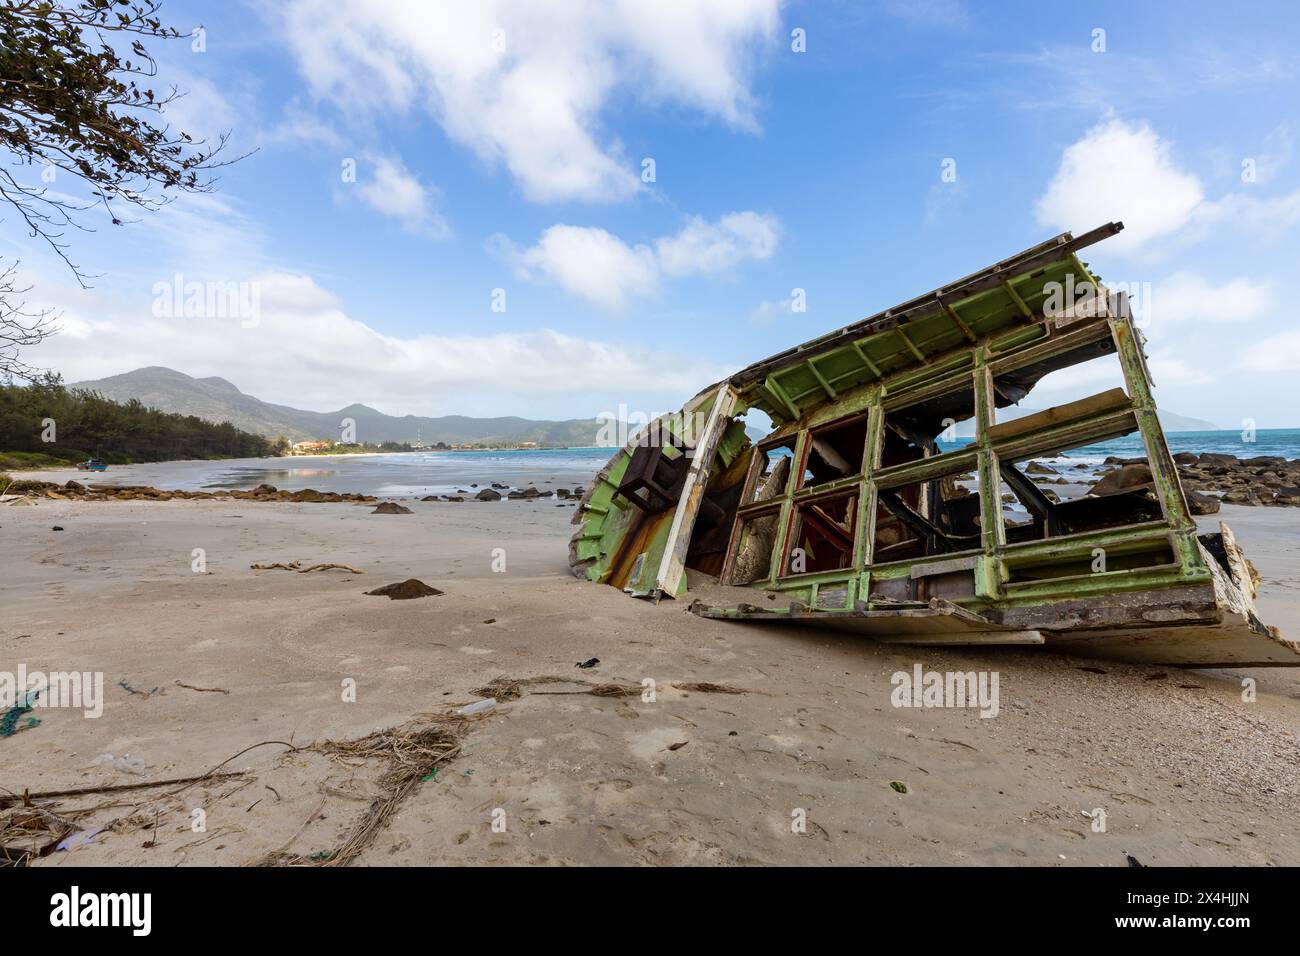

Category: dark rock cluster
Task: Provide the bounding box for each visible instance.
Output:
[1100,453,1300,508]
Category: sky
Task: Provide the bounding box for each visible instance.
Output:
[10,0,1300,425]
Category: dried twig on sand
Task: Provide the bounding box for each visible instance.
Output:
[474,675,573,701]
[0,771,249,808]
[673,681,748,695]
[256,716,470,867]
[250,556,364,572]
[1,739,297,864]
[174,681,231,695]
[250,561,364,574]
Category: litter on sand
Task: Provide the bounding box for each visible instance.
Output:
[251,561,365,573]
[458,698,497,717]
[0,691,41,737]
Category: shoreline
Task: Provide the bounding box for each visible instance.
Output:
[8,448,1300,508]
[3,444,605,471]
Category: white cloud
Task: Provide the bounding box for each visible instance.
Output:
[1146,350,1213,389]
[655,212,779,276]
[881,0,971,30]
[507,226,658,311]
[1036,120,1204,253]
[30,272,731,417]
[1250,123,1293,186]
[263,99,347,150]
[1037,118,1300,254]
[276,0,781,203]
[1237,330,1300,374]
[157,70,240,145]
[1191,188,1300,237]
[1016,348,1210,398]
[107,192,271,285]
[749,297,794,325]
[1021,354,1125,399]
[495,212,778,309]
[1148,272,1275,328]
[356,155,450,239]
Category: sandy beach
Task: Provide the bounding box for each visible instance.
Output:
[3,494,1299,866]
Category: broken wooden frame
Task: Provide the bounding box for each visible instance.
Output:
[569,223,1299,665]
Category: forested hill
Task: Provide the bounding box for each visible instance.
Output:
[0,379,279,467]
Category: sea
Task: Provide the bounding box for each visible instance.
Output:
[938,428,1300,469]
[22,430,1300,499]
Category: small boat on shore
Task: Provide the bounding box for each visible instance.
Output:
[76,459,108,472]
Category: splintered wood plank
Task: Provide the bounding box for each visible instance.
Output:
[983,387,1131,443]
[652,385,739,600]
[872,630,1044,645]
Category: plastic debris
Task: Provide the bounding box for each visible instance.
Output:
[94,753,147,775]
[0,690,41,737]
[56,827,105,852]
[117,678,161,699]
[459,698,496,717]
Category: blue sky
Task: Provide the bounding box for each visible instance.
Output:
[13,0,1300,424]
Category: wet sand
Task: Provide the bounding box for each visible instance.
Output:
[3,497,1299,866]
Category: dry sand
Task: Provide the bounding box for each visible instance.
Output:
[3,496,1300,866]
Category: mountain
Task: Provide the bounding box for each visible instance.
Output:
[69,367,606,446]
[940,405,1219,439]
[72,366,1223,448]
[1155,410,1221,433]
[998,406,1217,434]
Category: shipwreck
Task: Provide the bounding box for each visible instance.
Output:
[569,223,1299,667]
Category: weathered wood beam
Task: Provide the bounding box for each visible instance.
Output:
[764,374,801,420]
[896,327,926,362]
[999,462,1063,536]
[849,340,882,378]
[872,630,1044,646]
[877,490,959,554]
[984,387,1131,443]
[805,359,837,400]
[1002,278,1034,321]
[941,299,977,342]
[652,385,739,601]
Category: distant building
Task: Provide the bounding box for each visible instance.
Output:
[291,440,334,454]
